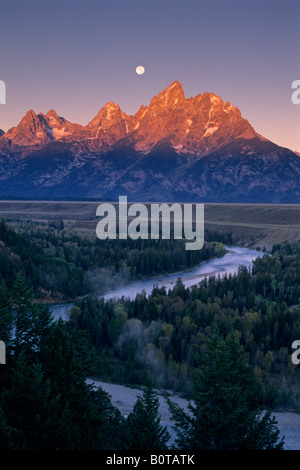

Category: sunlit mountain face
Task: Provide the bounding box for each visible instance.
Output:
[0,81,261,153]
[0,81,299,203]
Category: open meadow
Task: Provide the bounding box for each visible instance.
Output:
[0,200,299,250]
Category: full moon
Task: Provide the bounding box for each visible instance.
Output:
[136,65,145,75]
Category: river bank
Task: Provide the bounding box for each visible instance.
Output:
[55,245,300,450]
[87,378,300,450]
[50,245,264,320]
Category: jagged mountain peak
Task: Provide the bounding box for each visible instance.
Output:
[0,81,283,156]
[103,101,121,110]
[134,104,148,119]
[149,80,185,109]
[46,109,61,119]
[165,80,185,94]
[4,108,49,145]
[0,80,299,203]
[24,109,38,118]
[130,82,258,154]
[85,102,124,130]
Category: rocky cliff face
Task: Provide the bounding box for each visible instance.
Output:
[0,81,299,203]
[0,81,259,154]
[129,81,258,155]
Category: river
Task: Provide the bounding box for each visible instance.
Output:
[50,245,264,321]
[50,246,300,449]
[86,378,300,450]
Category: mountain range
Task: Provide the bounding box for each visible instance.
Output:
[0,80,299,202]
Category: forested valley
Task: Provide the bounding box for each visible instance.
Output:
[68,241,300,408]
[0,219,227,300]
[0,218,299,449]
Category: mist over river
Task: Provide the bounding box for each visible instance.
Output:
[50,245,264,321]
[49,245,300,449]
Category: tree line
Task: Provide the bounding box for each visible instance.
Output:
[0,219,226,300]
[0,275,283,450]
[70,242,300,409]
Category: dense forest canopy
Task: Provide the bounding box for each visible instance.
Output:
[0,273,285,450]
[68,241,300,409]
[0,219,227,300]
[0,219,298,449]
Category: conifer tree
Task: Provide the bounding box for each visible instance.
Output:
[39,319,88,448]
[11,273,37,358]
[126,378,170,450]
[40,319,125,450]
[0,405,13,449]
[167,332,284,450]
[2,353,60,450]
[11,274,53,360]
[87,386,127,450]
[0,281,13,346]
